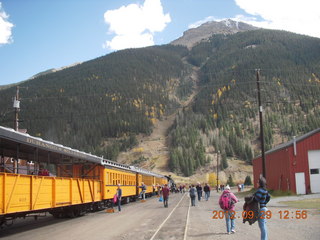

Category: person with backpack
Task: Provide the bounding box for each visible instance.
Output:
[189,184,197,206]
[219,185,239,234]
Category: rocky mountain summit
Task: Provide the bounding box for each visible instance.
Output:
[171,19,258,48]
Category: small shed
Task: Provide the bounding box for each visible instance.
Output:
[253,128,320,194]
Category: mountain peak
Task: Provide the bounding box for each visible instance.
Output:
[171,19,258,48]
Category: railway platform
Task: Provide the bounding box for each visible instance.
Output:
[0,189,319,240]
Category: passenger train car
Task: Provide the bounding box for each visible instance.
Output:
[0,126,168,226]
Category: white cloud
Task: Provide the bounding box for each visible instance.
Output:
[0,3,14,45]
[103,0,171,51]
[188,16,216,29]
[234,0,320,38]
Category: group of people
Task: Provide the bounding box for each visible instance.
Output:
[217,176,270,240]
[113,177,270,240]
[187,177,270,240]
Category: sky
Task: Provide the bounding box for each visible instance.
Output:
[0,0,320,86]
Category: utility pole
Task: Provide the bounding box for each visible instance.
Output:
[216,150,220,192]
[256,69,266,178]
[12,86,20,174]
[13,86,20,131]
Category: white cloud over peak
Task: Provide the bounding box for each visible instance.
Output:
[0,3,14,45]
[103,0,171,51]
[188,16,216,29]
[234,0,320,38]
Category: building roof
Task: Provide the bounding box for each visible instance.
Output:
[254,128,320,160]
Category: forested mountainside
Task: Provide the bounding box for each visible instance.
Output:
[1,27,320,177]
[168,29,320,176]
[0,45,191,157]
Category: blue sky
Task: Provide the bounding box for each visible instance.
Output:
[1,0,319,86]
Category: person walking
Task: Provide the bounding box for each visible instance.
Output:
[196,183,202,201]
[189,184,196,206]
[204,183,211,201]
[219,185,239,234]
[116,184,122,212]
[255,176,271,240]
[162,184,170,207]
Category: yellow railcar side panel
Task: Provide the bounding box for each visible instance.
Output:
[0,174,3,213]
[104,168,136,199]
[32,177,53,210]
[104,185,137,199]
[0,173,102,215]
[141,175,153,194]
[5,174,32,213]
[55,178,72,206]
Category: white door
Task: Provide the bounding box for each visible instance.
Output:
[295,172,306,195]
[308,150,320,193]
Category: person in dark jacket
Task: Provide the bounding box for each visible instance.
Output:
[189,184,196,206]
[203,183,211,201]
[254,176,271,240]
[162,184,170,207]
[196,183,202,201]
[116,184,122,212]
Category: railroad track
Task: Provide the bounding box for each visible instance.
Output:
[149,193,191,240]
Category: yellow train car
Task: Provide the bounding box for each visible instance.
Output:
[0,126,169,227]
[101,160,137,202]
[0,173,102,218]
[130,166,168,197]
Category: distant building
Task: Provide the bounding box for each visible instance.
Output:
[253,128,320,194]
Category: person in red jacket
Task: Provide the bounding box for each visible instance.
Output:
[162,184,170,208]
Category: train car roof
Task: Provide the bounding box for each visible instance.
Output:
[0,126,102,164]
[101,159,132,171]
[129,165,166,178]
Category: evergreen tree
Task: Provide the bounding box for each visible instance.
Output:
[227,175,235,187]
[220,152,228,170]
[244,175,252,186]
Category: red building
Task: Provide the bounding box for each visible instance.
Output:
[253,128,320,194]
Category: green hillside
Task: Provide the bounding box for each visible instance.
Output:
[169,30,320,176]
[0,45,190,159]
[1,29,320,177]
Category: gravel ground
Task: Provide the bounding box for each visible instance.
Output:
[0,190,319,240]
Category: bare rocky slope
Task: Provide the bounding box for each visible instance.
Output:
[171,19,258,49]
[117,63,253,185]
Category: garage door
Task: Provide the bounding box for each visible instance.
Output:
[308,150,320,193]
